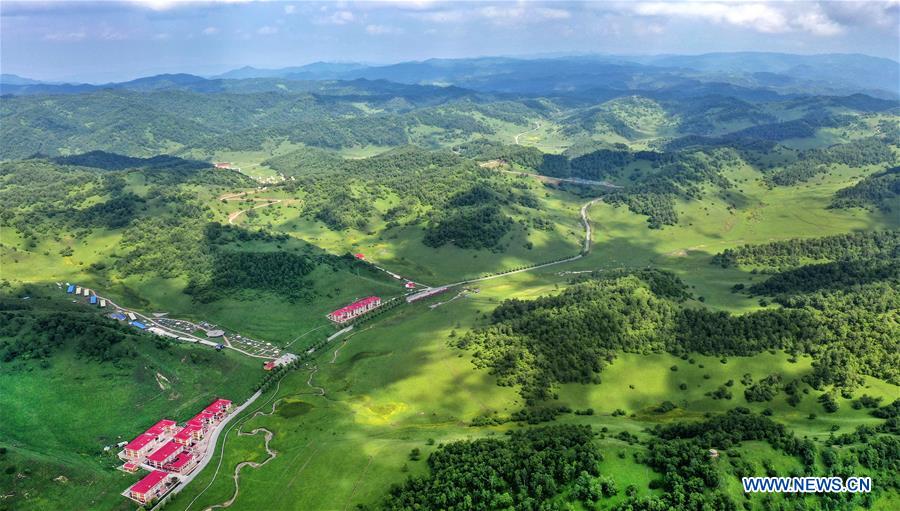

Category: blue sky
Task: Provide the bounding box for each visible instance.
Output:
[2,1,898,82]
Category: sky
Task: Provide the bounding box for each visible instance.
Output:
[2,0,898,83]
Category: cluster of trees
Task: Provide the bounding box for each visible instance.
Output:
[611,408,800,510]
[422,183,538,250]
[748,258,899,296]
[767,137,897,186]
[667,115,851,154]
[423,204,514,250]
[711,230,900,270]
[831,165,900,211]
[185,251,316,303]
[0,305,143,365]
[572,269,692,302]
[611,403,900,510]
[382,425,604,510]
[461,264,898,400]
[744,374,783,402]
[599,149,736,229]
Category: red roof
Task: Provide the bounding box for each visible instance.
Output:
[146,419,176,435]
[174,424,200,441]
[131,470,168,495]
[165,452,194,470]
[147,441,182,463]
[329,296,381,317]
[126,419,176,451]
[125,434,155,452]
[263,361,276,371]
[354,253,365,259]
[204,398,232,414]
[122,462,138,472]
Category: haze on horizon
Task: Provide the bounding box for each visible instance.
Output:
[2,0,899,83]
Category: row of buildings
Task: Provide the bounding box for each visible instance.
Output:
[121,398,233,505]
[66,283,107,307]
[327,296,382,323]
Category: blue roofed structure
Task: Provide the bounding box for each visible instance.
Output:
[90,295,98,305]
[130,321,147,330]
[110,312,127,320]
[66,284,76,294]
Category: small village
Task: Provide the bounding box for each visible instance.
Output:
[117,398,233,505]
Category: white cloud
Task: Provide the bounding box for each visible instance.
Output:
[414,9,466,23]
[284,5,296,15]
[366,24,402,35]
[43,30,87,42]
[202,26,219,35]
[633,2,790,33]
[322,10,355,25]
[795,9,843,36]
[629,1,847,36]
[535,7,571,20]
[257,25,278,35]
[128,0,250,11]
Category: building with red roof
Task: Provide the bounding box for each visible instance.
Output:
[122,462,139,473]
[204,398,232,416]
[123,419,177,460]
[146,419,177,436]
[173,424,202,446]
[147,441,183,469]
[163,451,196,474]
[327,296,381,323]
[129,470,170,504]
[354,253,365,260]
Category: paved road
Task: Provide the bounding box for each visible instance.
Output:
[181,375,290,511]
[181,389,263,489]
[439,197,600,289]
[494,168,621,189]
[88,292,218,347]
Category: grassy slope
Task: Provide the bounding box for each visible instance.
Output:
[1,182,404,349]
[222,179,585,285]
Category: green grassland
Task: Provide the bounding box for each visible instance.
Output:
[569,160,900,311]
[166,265,900,510]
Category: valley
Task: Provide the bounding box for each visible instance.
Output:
[1,50,899,511]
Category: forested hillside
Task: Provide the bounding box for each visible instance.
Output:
[459,266,898,401]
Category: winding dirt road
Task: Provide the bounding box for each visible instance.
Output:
[514,121,542,145]
[206,428,277,510]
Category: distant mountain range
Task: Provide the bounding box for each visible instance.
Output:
[3,52,898,99]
